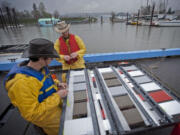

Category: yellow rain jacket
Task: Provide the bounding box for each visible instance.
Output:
[54,34,86,70]
[5,63,63,135]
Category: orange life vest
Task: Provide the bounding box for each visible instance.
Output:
[59,34,80,64]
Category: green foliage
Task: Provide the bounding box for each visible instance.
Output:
[53,10,60,18]
[167,7,175,14]
[18,18,37,24]
[16,2,52,22]
[61,17,86,21]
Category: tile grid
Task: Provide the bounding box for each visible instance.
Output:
[101,70,145,129]
[121,64,180,119]
[72,74,88,119]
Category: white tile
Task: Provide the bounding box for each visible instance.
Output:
[98,68,112,73]
[140,82,161,92]
[124,78,130,83]
[64,118,93,135]
[71,70,84,76]
[73,75,85,83]
[133,76,152,84]
[159,100,180,116]
[109,86,127,96]
[74,83,86,91]
[122,65,138,71]
[128,70,144,77]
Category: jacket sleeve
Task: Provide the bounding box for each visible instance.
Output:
[54,39,65,63]
[75,35,86,58]
[6,74,62,126]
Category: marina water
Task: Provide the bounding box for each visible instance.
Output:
[0,22,180,54]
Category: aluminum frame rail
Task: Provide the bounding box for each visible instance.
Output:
[94,67,126,134]
[59,71,70,135]
[86,68,121,135]
[93,68,119,135]
[84,68,100,135]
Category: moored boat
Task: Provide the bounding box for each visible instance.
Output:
[38,17,60,26]
[156,20,180,27]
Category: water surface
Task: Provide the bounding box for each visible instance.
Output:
[0,22,180,54]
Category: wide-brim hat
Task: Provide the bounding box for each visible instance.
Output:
[22,38,59,58]
[54,21,70,33]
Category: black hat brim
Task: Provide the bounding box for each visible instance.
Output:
[22,48,59,58]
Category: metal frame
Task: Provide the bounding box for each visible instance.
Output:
[57,63,179,135]
[111,66,156,127]
[136,63,180,101]
[96,67,131,132]
[84,69,101,135]
[59,71,70,135]
[94,68,118,135]
[118,65,173,124]
[86,69,109,135]
[95,67,125,134]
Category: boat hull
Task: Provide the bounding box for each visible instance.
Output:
[158,20,180,27]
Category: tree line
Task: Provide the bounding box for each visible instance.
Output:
[0,1,60,24]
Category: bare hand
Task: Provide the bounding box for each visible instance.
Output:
[56,89,68,98]
[57,83,67,89]
[64,55,71,61]
[70,52,78,59]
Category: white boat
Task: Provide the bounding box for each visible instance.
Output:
[157,20,180,27]
[38,18,60,26]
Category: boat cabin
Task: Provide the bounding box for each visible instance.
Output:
[38,18,60,26]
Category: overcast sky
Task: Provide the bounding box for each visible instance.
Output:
[1,0,180,14]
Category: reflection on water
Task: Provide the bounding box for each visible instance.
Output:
[0,22,180,54]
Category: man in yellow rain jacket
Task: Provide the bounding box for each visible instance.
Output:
[4,38,68,135]
[54,21,86,82]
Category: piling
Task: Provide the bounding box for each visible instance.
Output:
[101,16,103,24]
[126,13,129,24]
[0,8,8,29]
[0,7,21,30]
[6,7,14,29]
[12,8,19,28]
[137,10,140,26]
[0,10,5,29]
